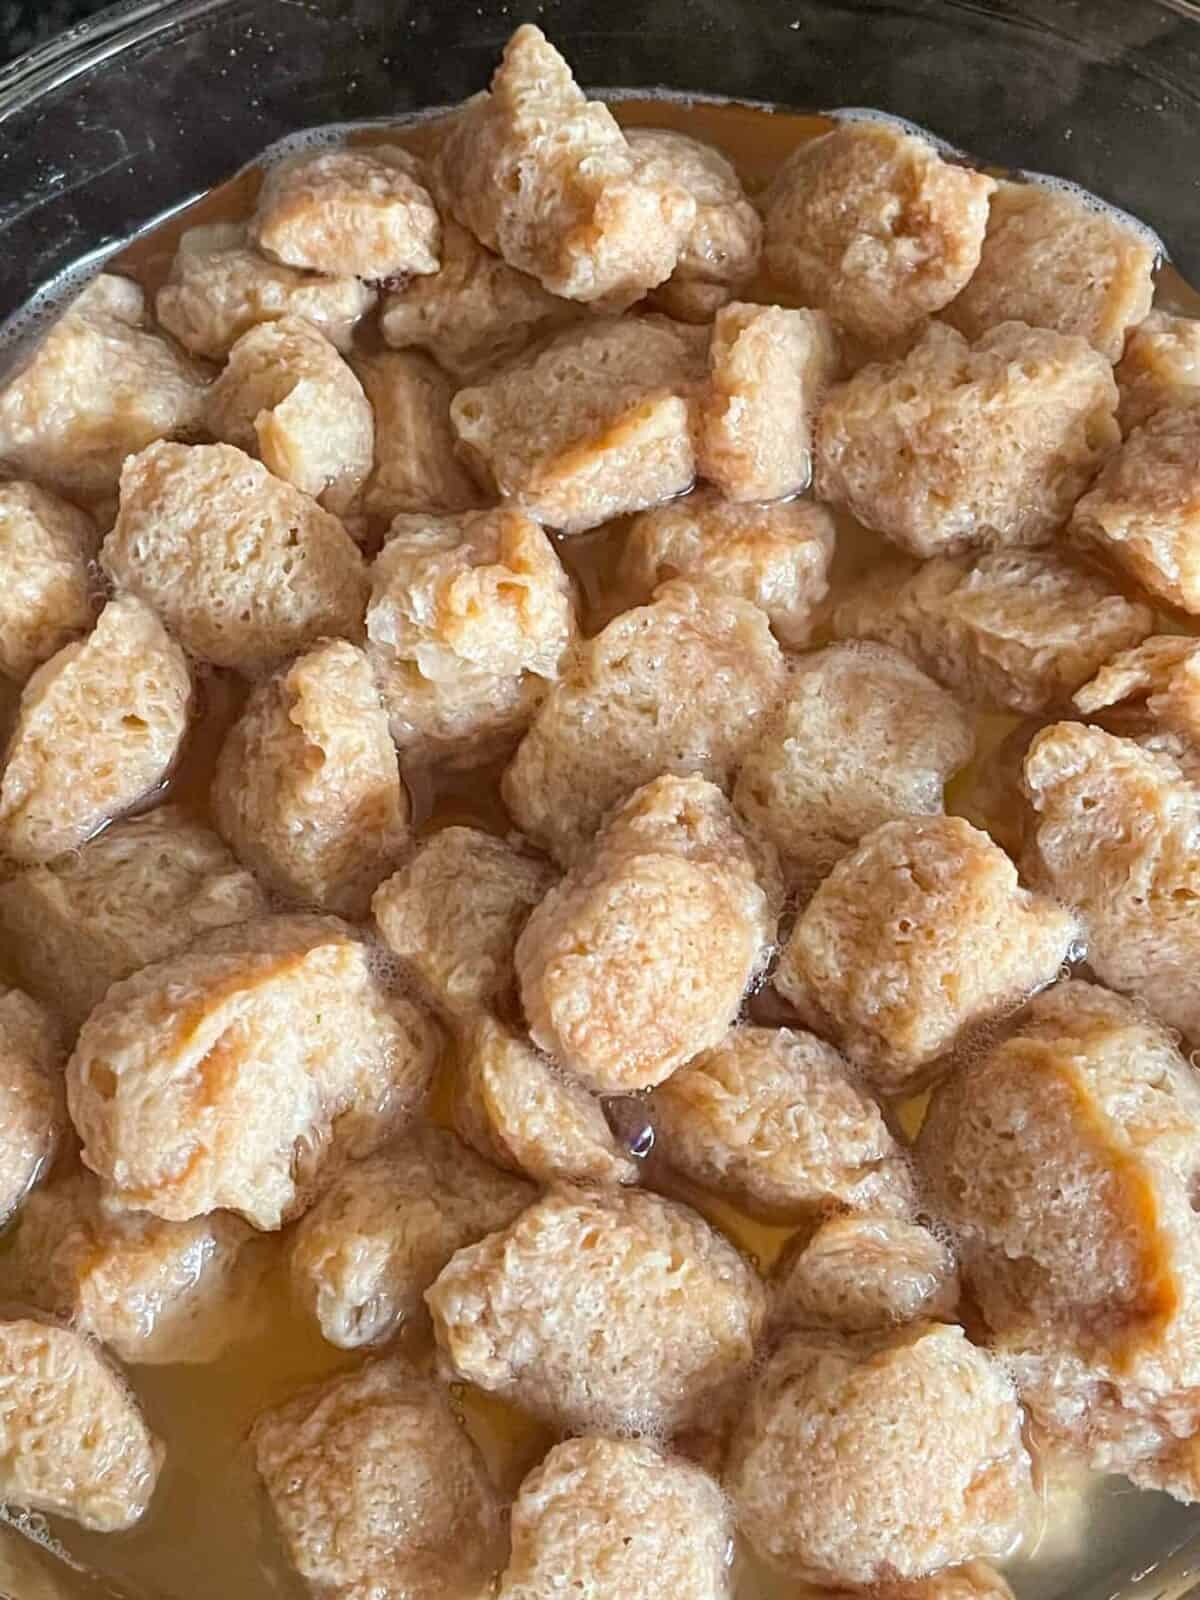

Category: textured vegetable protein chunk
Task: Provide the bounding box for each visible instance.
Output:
[290,1123,534,1349]
[517,775,779,1093]
[764,121,995,347]
[815,321,1120,558]
[1116,309,1200,433]
[0,987,64,1228]
[498,1435,734,1600]
[0,595,191,865]
[252,1357,504,1600]
[1074,635,1200,743]
[775,815,1081,1094]
[426,1184,765,1437]
[0,482,98,684]
[351,348,483,522]
[770,1213,960,1336]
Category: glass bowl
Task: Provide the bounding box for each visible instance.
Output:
[1,2,1200,1597]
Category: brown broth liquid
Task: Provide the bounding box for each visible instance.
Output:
[3,96,1200,1600]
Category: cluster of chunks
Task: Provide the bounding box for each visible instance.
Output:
[3,16,1200,1599]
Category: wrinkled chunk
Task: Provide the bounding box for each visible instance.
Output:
[771,1214,959,1336]
[1116,309,1200,434]
[0,482,98,683]
[0,989,63,1227]
[1074,635,1200,743]
[351,349,482,522]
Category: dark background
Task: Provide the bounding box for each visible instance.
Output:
[0,0,112,62]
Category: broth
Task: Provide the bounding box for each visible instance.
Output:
[1,93,1199,1600]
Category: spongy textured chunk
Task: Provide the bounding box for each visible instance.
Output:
[0,988,64,1227]
[0,482,98,683]
[1116,309,1200,433]
[771,1214,959,1336]
[1074,636,1200,743]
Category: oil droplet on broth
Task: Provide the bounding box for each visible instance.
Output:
[1,87,1197,1600]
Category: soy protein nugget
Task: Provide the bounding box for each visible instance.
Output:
[628,126,762,322]
[0,482,98,683]
[7,1172,258,1365]
[619,490,834,649]
[1116,309,1200,433]
[0,274,207,505]
[764,121,995,348]
[67,915,438,1230]
[1074,635,1200,742]
[0,988,64,1227]
[102,441,366,674]
[699,303,839,503]
[155,222,376,361]
[835,547,1154,715]
[771,1214,959,1336]
[0,806,266,1033]
[815,321,1119,558]
[651,1025,915,1222]
[351,348,482,522]
[427,1184,765,1437]
[373,827,555,1021]
[918,981,1200,1498]
[776,815,1080,1094]
[504,581,785,863]
[517,775,779,1094]
[734,642,975,885]
[451,314,707,534]
[365,507,575,763]
[253,1358,504,1600]
[498,1436,734,1600]
[0,596,191,865]
[727,1322,1032,1587]
[1072,402,1200,613]
[213,640,408,919]
[946,180,1157,361]
[1023,721,1200,1039]
[203,316,373,516]
[0,1318,164,1533]
[455,1015,638,1187]
[290,1124,534,1350]
[437,25,694,309]
[251,145,440,281]
[381,216,576,382]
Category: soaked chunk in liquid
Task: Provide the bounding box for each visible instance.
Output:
[351,347,483,520]
[1115,308,1200,433]
[0,483,98,684]
[1074,635,1200,742]
[770,1214,960,1336]
[0,988,64,1227]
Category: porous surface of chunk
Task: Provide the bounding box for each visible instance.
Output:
[1071,403,1200,613]
[776,815,1080,1094]
[156,222,376,361]
[102,441,366,673]
[351,349,482,522]
[734,642,975,884]
[651,1025,914,1221]
[0,482,98,683]
[455,1015,637,1187]
[835,547,1154,715]
[0,275,207,504]
[1023,721,1200,1040]
[918,980,1200,1498]
[619,490,834,650]
[699,302,838,503]
[726,1322,1032,1586]
[517,775,778,1093]
[0,1318,163,1532]
[213,640,408,918]
[365,507,575,762]
[373,826,555,1021]
[815,321,1119,558]
[498,1435,734,1600]
[1116,309,1200,434]
[0,596,191,864]
[1074,635,1200,742]
[67,914,438,1230]
[0,806,266,1032]
[764,121,994,347]
[504,580,784,862]
[380,216,575,380]
[6,1172,258,1364]
[437,25,694,308]
[451,314,707,533]
[0,989,63,1226]
[629,127,762,321]
[946,180,1157,361]
[253,1358,504,1600]
[204,316,373,515]
[771,1214,959,1336]
[427,1183,765,1436]
[252,145,440,281]
[290,1124,534,1349]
